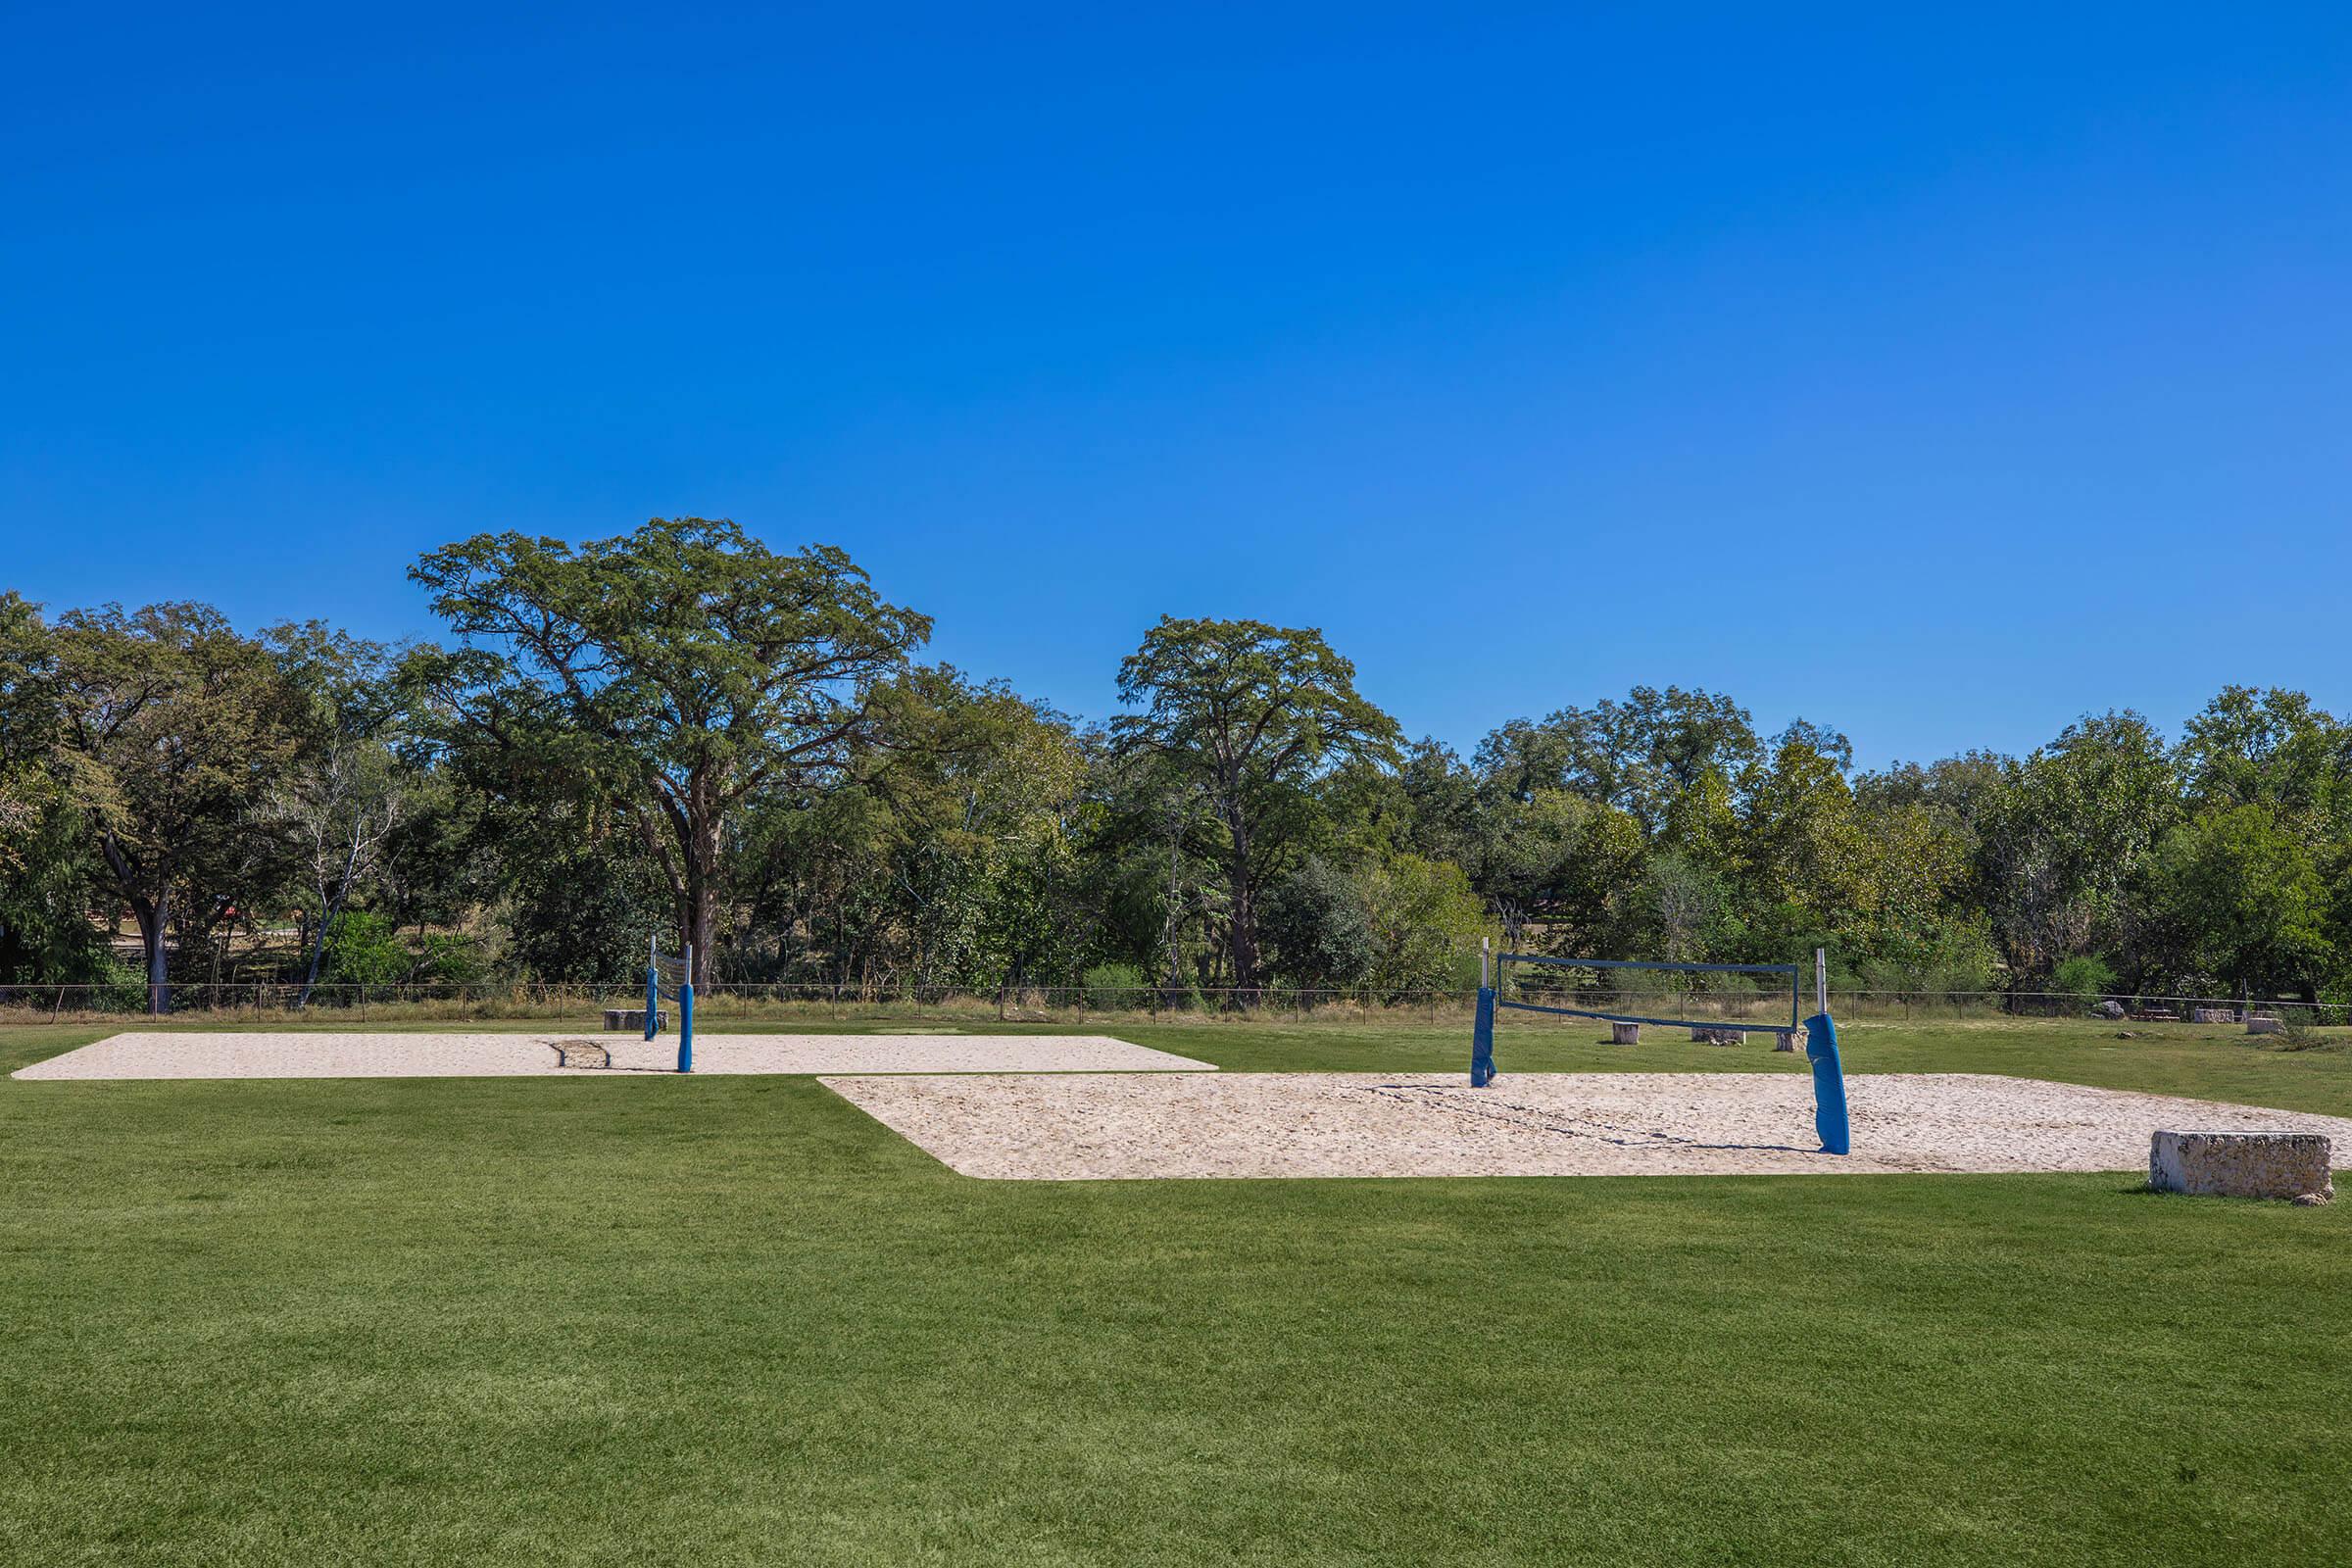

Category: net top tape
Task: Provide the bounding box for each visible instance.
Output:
[1497,954,1799,977]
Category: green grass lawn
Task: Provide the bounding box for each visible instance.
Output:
[2,1019,2347,1565]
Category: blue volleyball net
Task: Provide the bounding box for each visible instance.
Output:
[1471,946,1847,1154]
[646,936,696,1073]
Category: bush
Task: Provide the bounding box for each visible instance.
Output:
[95,957,150,1013]
[2051,955,2118,1002]
[1082,962,1143,1009]
[1261,858,1374,989]
[322,911,408,986]
[412,932,491,985]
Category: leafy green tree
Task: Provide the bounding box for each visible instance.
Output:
[1475,685,1760,831]
[374,762,487,941]
[321,909,410,987]
[1737,735,1868,929]
[264,623,410,1004]
[1261,857,1375,988]
[1355,853,1487,994]
[490,797,669,983]
[2152,806,2329,1001]
[1633,849,1734,963]
[47,604,303,1010]
[1110,617,1400,993]
[1470,788,1644,956]
[0,593,58,871]
[2175,687,2346,829]
[412,518,929,986]
[1394,737,1484,868]
[1976,711,2178,985]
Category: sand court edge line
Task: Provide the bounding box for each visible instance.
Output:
[9,1031,1217,1081]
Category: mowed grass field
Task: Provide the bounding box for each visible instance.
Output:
[3,1017,2348,1565]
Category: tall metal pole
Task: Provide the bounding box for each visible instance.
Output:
[1815,948,1828,1015]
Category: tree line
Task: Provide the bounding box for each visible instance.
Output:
[2,518,2346,1012]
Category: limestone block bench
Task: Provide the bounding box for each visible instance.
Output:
[1609,1021,1641,1045]
[604,1007,664,1033]
[2245,1016,2284,1036]
[2150,1131,2332,1204]
[1688,1027,1745,1046]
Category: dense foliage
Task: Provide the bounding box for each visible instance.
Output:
[3,522,2348,1008]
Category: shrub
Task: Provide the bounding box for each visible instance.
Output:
[2051,955,2118,1002]
[94,957,150,1013]
[322,911,408,987]
[1082,962,1144,1009]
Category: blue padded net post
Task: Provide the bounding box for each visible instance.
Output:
[1804,1012,1849,1154]
[677,944,694,1074]
[1471,985,1496,1087]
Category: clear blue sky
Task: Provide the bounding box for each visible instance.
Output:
[7,4,2349,769]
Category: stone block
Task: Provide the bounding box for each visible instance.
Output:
[2246,1016,2283,1036]
[604,1007,664,1033]
[1609,1021,1641,1045]
[2150,1130,2332,1202]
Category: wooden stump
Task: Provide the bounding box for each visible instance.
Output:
[1609,1021,1641,1045]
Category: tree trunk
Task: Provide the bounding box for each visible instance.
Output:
[1224,808,1258,997]
[299,839,364,1008]
[138,888,170,1015]
[681,807,721,990]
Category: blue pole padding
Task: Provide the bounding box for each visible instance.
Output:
[645,959,660,1043]
[1471,986,1497,1087]
[1804,1011,1850,1154]
[678,981,694,1074]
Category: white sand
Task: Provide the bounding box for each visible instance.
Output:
[818,1070,2352,1180]
[8,1032,1213,1081]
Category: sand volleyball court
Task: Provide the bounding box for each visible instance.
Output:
[820,1070,2352,1180]
[10,1031,1213,1081]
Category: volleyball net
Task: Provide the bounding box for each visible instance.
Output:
[1471,945,1847,1153]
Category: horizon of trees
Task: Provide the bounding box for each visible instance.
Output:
[4,519,2348,1013]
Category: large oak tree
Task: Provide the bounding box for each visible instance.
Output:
[47,604,303,1011]
[412,518,928,986]
[1111,616,1399,994]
